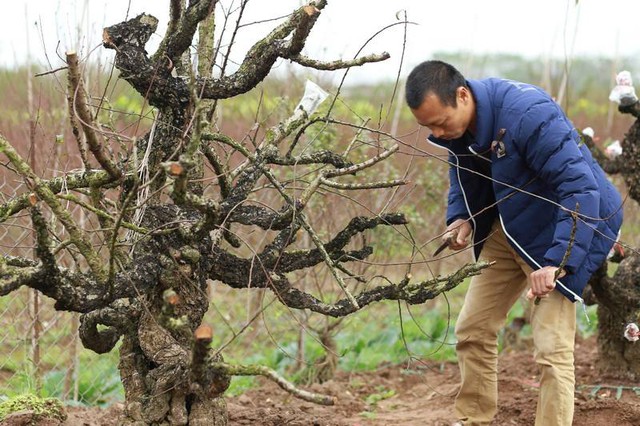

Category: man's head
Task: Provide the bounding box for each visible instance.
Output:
[405,60,476,140]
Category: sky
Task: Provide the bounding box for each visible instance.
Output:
[1,0,639,84]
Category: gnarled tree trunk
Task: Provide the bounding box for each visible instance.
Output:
[585,101,640,379]
[0,2,492,424]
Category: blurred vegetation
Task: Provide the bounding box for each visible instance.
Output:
[0,51,638,403]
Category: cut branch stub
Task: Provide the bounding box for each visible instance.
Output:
[102,14,158,49]
[192,325,212,379]
[194,324,213,342]
[103,14,190,109]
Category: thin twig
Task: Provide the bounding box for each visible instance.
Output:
[35,66,68,77]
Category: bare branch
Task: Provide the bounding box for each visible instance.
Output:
[197,4,216,78]
[200,2,326,100]
[0,262,112,312]
[325,144,399,178]
[319,176,407,190]
[0,134,106,281]
[0,168,117,223]
[208,214,408,288]
[210,361,335,405]
[288,52,390,70]
[274,262,493,317]
[0,261,42,296]
[265,149,352,169]
[67,51,122,179]
[202,143,231,197]
[152,0,216,66]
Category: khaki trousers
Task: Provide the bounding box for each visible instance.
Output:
[454,221,576,426]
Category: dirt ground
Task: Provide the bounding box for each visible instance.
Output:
[36,335,640,425]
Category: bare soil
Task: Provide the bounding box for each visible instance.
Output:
[42,335,640,425]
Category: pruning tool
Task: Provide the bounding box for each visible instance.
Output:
[433,229,458,257]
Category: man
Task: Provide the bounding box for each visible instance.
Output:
[405,60,623,425]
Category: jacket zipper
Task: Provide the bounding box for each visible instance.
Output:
[468,145,493,163]
[467,145,585,305]
[499,216,589,321]
[427,140,477,256]
[498,217,584,301]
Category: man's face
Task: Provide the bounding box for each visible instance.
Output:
[410,87,475,140]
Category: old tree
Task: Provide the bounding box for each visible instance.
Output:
[584,100,640,378]
[0,1,489,424]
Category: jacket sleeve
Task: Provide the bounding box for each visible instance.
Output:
[446,152,471,226]
[515,101,599,273]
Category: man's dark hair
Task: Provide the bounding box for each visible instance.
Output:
[405,60,468,109]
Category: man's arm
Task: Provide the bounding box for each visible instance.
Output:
[446,153,471,226]
[516,102,600,273]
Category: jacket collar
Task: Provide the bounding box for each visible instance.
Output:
[467,79,495,154]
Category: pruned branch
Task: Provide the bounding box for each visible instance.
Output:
[103,14,185,109]
[66,51,122,179]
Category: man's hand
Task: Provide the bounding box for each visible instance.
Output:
[444,219,472,250]
[526,266,566,301]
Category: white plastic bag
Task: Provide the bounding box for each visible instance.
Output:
[582,127,595,139]
[609,70,638,106]
[295,80,329,115]
[604,140,622,159]
[624,323,639,342]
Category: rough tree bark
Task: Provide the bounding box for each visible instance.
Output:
[583,101,640,378]
[0,1,491,425]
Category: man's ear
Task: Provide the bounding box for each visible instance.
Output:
[457,86,471,105]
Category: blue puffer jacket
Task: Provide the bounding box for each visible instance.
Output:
[429,78,623,302]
